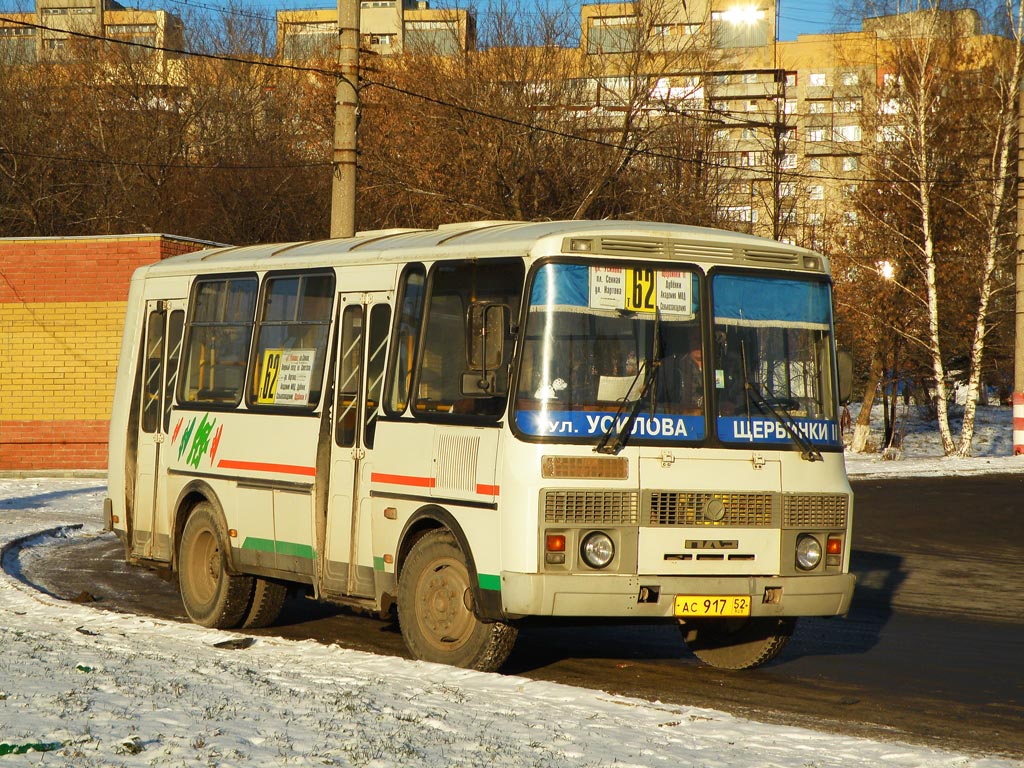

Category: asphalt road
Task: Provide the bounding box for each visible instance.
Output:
[12,474,1024,759]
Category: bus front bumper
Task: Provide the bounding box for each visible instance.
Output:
[499,572,856,619]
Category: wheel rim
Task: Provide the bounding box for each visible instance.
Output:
[413,555,474,653]
[184,526,220,608]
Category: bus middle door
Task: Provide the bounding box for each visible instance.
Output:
[132,299,185,561]
[326,293,392,598]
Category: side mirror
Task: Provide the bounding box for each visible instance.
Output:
[463,302,511,397]
[837,350,853,405]
[466,302,510,371]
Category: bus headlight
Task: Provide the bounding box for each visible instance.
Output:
[795,534,822,571]
[580,531,615,569]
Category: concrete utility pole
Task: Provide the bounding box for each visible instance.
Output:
[1015,80,1024,454]
[330,0,359,238]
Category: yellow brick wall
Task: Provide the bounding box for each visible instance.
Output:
[0,301,127,422]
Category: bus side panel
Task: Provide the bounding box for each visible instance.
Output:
[367,420,504,600]
[166,410,320,579]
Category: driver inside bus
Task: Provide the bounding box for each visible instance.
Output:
[658,333,705,413]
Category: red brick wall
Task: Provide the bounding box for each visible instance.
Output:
[0,235,216,471]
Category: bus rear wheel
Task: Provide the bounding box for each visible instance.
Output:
[397,529,517,672]
[242,578,288,629]
[178,502,254,629]
[681,616,796,670]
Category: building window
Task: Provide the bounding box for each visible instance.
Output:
[843,210,859,225]
[781,153,796,169]
[784,99,796,114]
[807,212,824,226]
[808,185,824,200]
[743,72,758,84]
[809,72,827,87]
[711,7,769,48]
[841,156,859,172]
[722,206,758,223]
[842,183,858,198]
[406,19,461,55]
[807,128,825,142]
[809,157,823,172]
[780,182,795,197]
[808,101,828,114]
[587,16,638,54]
[785,71,797,87]
[834,125,861,142]
[836,98,861,112]
[840,71,859,86]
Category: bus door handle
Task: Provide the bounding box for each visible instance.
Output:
[153,433,166,444]
[351,447,366,460]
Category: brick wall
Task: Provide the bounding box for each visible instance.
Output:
[0,235,215,471]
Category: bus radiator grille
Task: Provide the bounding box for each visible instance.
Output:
[781,494,849,528]
[543,490,639,525]
[646,492,773,527]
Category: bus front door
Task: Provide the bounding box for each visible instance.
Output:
[326,293,392,598]
[132,299,185,561]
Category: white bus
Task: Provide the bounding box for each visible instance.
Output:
[106,220,855,671]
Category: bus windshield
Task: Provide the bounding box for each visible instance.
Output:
[513,263,842,453]
[712,272,841,451]
[514,262,707,445]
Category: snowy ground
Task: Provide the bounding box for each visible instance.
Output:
[0,406,1021,767]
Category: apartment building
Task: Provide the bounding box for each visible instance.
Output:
[0,0,183,65]
[276,2,474,60]
[570,2,1005,242]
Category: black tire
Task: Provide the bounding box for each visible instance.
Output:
[241,578,288,629]
[178,502,254,629]
[681,616,796,670]
[397,529,517,671]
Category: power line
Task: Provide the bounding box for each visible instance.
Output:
[0,147,329,170]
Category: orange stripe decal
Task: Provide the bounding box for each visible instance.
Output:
[371,472,436,488]
[217,459,316,477]
[476,484,500,496]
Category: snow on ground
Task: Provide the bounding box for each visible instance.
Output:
[843,404,1022,479]
[0,406,1021,767]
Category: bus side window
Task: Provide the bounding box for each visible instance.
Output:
[336,305,363,448]
[364,303,392,447]
[163,311,184,432]
[181,277,258,406]
[141,311,165,434]
[413,258,524,420]
[249,271,334,408]
[385,264,425,415]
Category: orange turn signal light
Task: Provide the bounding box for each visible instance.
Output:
[546,534,566,552]
[826,537,843,555]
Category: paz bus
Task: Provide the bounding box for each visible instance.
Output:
[105,219,855,671]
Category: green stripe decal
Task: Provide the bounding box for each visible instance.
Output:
[478,573,501,591]
[241,537,276,554]
[241,537,314,560]
[373,556,386,571]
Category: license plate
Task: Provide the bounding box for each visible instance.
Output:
[674,595,751,617]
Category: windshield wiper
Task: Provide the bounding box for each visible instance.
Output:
[744,380,822,462]
[595,310,661,455]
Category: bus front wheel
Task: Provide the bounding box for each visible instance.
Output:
[397,529,517,672]
[178,502,254,629]
[681,616,796,670]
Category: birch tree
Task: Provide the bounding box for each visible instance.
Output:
[840,1,1014,456]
